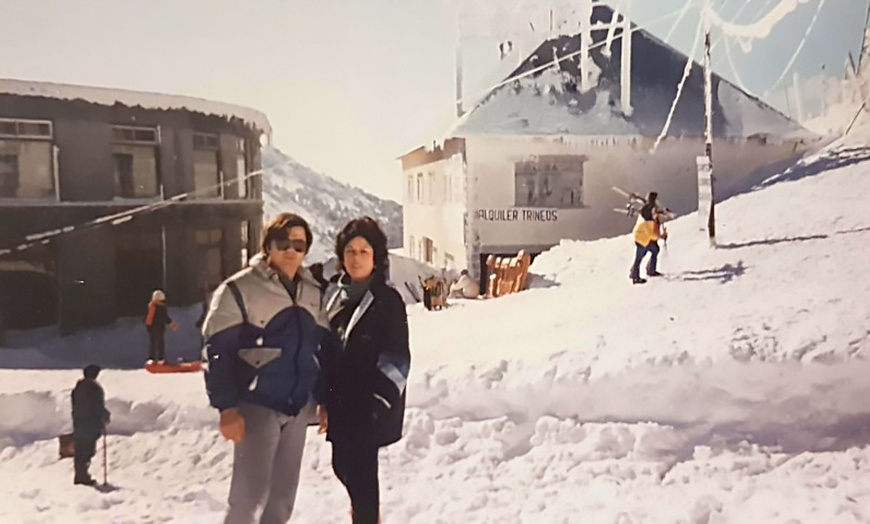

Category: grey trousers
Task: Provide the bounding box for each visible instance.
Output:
[224,401,314,524]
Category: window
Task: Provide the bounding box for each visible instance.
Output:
[236,138,248,199]
[0,119,54,200]
[193,133,219,149]
[406,174,414,202]
[240,221,250,267]
[408,235,415,259]
[0,118,52,140]
[421,237,433,263]
[0,140,54,199]
[112,125,159,199]
[514,155,586,208]
[112,126,158,144]
[446,174,452,204]
[193,133,221,199]
[416,173,423,202]
[196,228,224,289]
[428,172,436,205]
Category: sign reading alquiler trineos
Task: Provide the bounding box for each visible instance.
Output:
[476,208,559,222]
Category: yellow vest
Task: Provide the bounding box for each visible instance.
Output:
[632,216,658,247]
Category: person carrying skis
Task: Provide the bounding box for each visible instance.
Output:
[145,289,178,363]
[202,212,329,524]
[630,191,668,284]
[71,364,110,486]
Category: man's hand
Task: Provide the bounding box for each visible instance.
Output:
[220,408,245,443]
[317,405,328,435]
[170,322,180,331]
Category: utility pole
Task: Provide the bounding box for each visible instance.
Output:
[620,0,633,116]
[698,0,716,246]
[455,6,464,118]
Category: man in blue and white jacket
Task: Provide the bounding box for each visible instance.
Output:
[202,212,329,524]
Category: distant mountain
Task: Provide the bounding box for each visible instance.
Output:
[261,146,403,262]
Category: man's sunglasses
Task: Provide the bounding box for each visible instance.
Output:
[274,238,307,253]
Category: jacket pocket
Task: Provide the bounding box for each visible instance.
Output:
[239,347,283,369]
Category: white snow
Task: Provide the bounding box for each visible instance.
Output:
[803,101,862,136]
[2,131,870,522]
[0,78,272,135]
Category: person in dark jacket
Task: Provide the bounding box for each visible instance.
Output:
[145,289,178,363]
[202,212,329,524]
[71,364,110,486]
[320,217,411,524]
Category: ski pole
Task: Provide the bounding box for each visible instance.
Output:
[102,431,108,485]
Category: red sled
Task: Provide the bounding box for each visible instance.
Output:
[145,360,203,374]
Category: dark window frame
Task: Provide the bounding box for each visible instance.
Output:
[0,118,53,140]
[514,155,587,209]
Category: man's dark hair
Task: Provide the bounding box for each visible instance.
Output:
[83,364,101,379]
[261,213,313,254]
[335,217,389,281]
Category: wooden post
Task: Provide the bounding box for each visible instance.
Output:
[703,0,716,246]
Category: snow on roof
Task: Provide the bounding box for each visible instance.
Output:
[444,4,815,143]
[0,78,272,135]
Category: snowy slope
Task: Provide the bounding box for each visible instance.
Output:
[261,146,403,263]
[1,135,870,522]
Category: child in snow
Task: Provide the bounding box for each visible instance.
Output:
[144,289,178,363]
[71,364,110,486]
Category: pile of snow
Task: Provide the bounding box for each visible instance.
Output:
[802,101,862,137]
[1,135,869,522]
[261,146,403,263]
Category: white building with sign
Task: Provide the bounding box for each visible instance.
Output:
[400,4,817,285]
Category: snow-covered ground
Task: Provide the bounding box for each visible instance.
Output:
[1,131,870,522]
[802,101,862,136]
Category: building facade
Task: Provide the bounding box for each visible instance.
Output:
[400,4,818,286]
[0,80,268,332]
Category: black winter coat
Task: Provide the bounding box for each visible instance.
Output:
[71,379,110,440]
[322,278,410,448]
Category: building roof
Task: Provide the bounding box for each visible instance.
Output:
[0,78,272,136]
[450,4,815,142]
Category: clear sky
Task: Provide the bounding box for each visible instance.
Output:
[1,0,866,201]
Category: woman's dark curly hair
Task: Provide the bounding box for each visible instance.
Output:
[335,216,389,281]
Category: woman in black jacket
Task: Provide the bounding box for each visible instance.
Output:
[319,217,410,524]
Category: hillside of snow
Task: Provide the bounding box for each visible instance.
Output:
[1,133,870,522]
[261,146,403,262]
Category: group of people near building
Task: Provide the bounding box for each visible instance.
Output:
[69,213,410,524]
[201,213,409,524]
[68,191,665,519]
